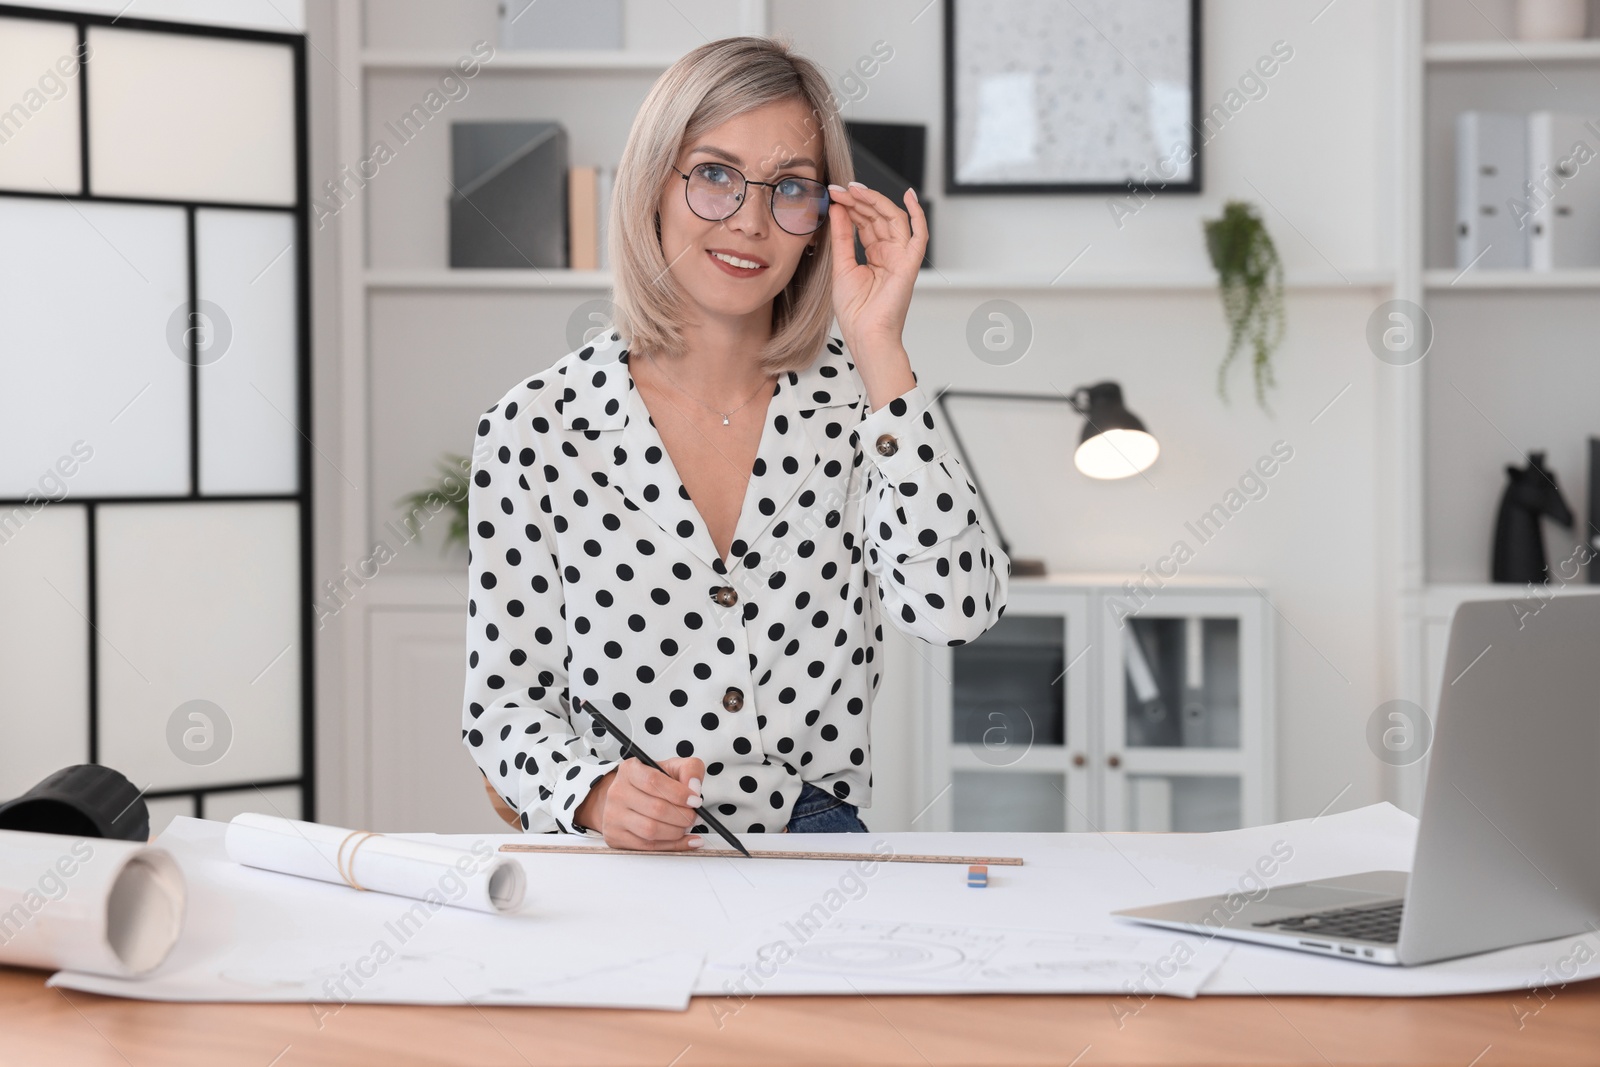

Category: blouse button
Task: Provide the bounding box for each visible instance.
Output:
[722,687,744,712]
[875,433,898,457]
[712,585,739,607]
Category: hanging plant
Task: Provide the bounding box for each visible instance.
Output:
[1203,200,1285,410]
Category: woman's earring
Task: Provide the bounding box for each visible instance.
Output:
[806,244,816,255]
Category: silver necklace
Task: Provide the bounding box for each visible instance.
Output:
[646,350,774,426]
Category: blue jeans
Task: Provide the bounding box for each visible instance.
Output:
[784,781,869,833]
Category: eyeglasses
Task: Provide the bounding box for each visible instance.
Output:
[672,161,830,236]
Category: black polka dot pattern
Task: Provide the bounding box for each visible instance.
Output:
[461,331,1010,835]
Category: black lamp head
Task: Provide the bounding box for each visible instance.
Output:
[1068,381,1159,479]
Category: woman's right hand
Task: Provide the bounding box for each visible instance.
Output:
[575,756,705,850]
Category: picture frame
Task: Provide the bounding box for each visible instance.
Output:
[944,0,1203,195]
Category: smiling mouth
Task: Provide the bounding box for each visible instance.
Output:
[707,249,768,271]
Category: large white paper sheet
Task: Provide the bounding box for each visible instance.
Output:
[460,804,1600,1000]
[699,917,1233,998]
[47,803,1600,1007]
[48,816,703,1010]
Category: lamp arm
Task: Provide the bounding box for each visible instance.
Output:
[934,389,1022,560]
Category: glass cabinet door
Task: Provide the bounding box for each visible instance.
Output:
[1122,615,1240,750]
[1099,592,1270,832]
[923,591,1092,832]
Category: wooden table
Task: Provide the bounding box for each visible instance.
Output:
[5,965,1599,1066]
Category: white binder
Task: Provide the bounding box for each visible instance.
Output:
[1456,111,1529,270]
[1527,112,1600,270]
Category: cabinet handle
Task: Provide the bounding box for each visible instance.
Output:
[1107,754,1122,769]
[1071,752,1086,767]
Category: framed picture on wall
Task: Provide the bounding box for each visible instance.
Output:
[944,0,1202,194]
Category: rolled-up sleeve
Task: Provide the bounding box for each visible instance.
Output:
[853,380,1011,645]
[461,397,616,835]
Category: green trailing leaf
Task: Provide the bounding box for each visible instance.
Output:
[1204,201,1285,411]
[396,452,474,554]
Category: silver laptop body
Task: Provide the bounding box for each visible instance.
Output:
[1113,593,1600,966]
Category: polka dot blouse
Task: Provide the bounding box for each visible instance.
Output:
[462,330,1011,836]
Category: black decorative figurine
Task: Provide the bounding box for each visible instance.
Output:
[1492,452,1574,584]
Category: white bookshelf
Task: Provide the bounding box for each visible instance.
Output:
[365,267,1395,293]
[1424,38,1600,63]
[362,48,682,71]
[365,268,615,290]
[1393,2,1600,814]
[1422,268,1600,288]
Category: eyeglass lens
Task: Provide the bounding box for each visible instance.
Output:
[685,162,829,235]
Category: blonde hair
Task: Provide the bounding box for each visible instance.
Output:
[608,34,855,376]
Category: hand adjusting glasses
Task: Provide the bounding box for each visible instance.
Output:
[672,161,831,236]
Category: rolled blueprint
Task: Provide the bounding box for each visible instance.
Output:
[0,829,185,978]
[223,813,526,914]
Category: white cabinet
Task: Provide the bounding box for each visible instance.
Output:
[913,576,1275,832]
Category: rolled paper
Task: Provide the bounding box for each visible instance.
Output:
[223,813,526,914]
[0,829,186,978]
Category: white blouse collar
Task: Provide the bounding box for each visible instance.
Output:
[553,334,865,572]
[558,334,861,434]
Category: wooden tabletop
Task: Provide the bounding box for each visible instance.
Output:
[5,965,1599,1066]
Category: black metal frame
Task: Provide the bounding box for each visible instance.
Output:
[0,3,314,823]
[943,0,1204,195]
[670,163,830,236]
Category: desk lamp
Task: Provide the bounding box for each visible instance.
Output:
[933,382,1158,577]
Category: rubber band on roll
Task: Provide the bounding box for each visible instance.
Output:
[336,830,382,891]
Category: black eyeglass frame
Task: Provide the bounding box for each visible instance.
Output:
[671,162,832,235]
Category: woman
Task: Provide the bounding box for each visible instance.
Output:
[462,35,1009,847]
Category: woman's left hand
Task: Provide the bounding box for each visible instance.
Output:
[826,182,927,357]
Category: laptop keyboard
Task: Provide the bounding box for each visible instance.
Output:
[1251,900,1404,943]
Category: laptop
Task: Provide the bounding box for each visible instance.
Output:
[1113,593,1600,966]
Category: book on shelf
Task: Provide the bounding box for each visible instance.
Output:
[1454,109,1600,272]
[568,165,598,270]
[564,164,615,272]
[1456,111,1528,270]
[449,121,568,268]
[597,165,613,270]
[1527,112,1600,271]
[1589,437,1599,583]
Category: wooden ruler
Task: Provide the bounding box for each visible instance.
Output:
[498,843,1024,866]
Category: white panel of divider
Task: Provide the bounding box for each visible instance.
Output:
[196,208,299,495]
[95,502,301,791]
[0,504,90,799]
[0,17,84,194]
[86,27,296,205]
[0,197,190,498]
[200,785,302,824]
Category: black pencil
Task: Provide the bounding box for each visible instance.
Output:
[575,696,752,858]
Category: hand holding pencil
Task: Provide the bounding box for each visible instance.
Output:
[572,696,752,857]
[574,750,706,851]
